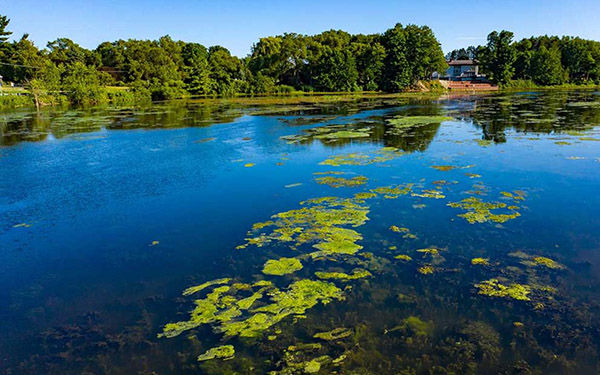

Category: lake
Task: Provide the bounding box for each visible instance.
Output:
[1,91,600,375]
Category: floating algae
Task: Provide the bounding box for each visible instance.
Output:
[394,254,412,261]
[314,130,370,140]
[314,269,372,281]
[386,115,452,135]
[474,279,531,301]
[313,327,352,341]
[314,175,368,188]
[418,265,434,275]
[159,279,344,340]
[244,163,255,167]
[416,248,440,256]
[411,188,446,199]
[237,196,369,256]
[183,278,232,296]
[197,345,235,362]
[471,257,490,266]
[262,257,304,276]
[371,183,414,199]
[509,252,565,270]
[319,147,404,167]
[431,165,458,171]
[447,196,522,224]
[387,316,434,336]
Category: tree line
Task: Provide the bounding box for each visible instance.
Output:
[447,30,600,86]
[0,14,446,105]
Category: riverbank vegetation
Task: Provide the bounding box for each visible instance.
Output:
[448,30,600,87]
[0,13,446,108]
[1,11,599,110]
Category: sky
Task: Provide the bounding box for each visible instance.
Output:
[2,0,600,57]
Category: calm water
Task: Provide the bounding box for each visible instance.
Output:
[1,91,600,374]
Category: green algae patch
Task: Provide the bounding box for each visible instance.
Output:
[183,278,232,296]
[244,163,255,167]
[314,269,372,281]
[315,175,368,188]
[509,252,565,269]
[262,257,304,276]
[395,254,413,261]
[471,257,490,266]
[447,196,522,224]
[416,248,440,256]
[388,316,434,336]
[418,265,434,275]
[411,188,446,199]
[197,345,235,362]
[431,165,457,171]
[319,147,404,167]
[313,327,352,341]
[314,130,370,140]
[474,279,531,301]
[160,279,344,341]
[386,115,452,136]
[237,196,369,256]
[371,183,414,199]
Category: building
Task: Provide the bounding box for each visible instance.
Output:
[445,59,481,81]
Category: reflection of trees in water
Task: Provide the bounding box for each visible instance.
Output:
[467,91,600,143]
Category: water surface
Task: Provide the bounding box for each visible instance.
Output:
[1,91,600,374]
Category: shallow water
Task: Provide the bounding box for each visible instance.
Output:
[1,91,600,374]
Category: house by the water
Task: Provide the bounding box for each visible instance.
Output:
[434,59,498,90]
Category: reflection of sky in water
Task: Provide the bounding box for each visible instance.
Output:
[0,91,599,374]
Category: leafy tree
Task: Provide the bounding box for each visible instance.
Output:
[478,30,516,84]
[61,61,107,104]
[312,47,358,91]
[381,23,411,91]
[182,42,214,95]
[530,46,566,85]
[0,13,12,43]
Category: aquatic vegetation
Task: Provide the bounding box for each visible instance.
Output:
[183,278,232,296]
[394,254,412,261]
[12,223,31,228]
[313,327,353,341]
[431,165,457,171]
[416,248,440,256]
[196,345,235,362]
[411,188,446,199]
[566,156,585,160]
[555,141,571,145]
[477,139,493,146]
[418,265,434,275]
[387,316,434,336]
[314,130,370,140]
[149,240,159,246]
[319,147,404,167]
[237,196,369,256]
[386,115,452,135]
[371,183,414,199]
[160,279,344,341]
[194,137,216,143]
[353,192,377,200]
[314,269,372,281]
[244,163,255,167]
[314,175,368,188]
[262,257,304,276]
[509,252,565,269]
[447,196,522,224]
[471,257,490,266]
[465,173,481,178]
[474,279,531,301]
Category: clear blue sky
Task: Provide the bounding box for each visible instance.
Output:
[4,0,600,57]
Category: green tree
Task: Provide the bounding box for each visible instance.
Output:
[381,23,411,91]
[62,61,107,104]
[478,30,516,84]
[530,46,566,85]
[312,47,358,91]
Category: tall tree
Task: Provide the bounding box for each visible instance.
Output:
[478,30,516,84]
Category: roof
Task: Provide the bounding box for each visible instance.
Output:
[448,59,477,66]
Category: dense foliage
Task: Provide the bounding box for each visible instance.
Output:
[448,30,600,86]
[0,14,446,105]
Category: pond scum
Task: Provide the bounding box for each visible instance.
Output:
[159,145,571,373]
